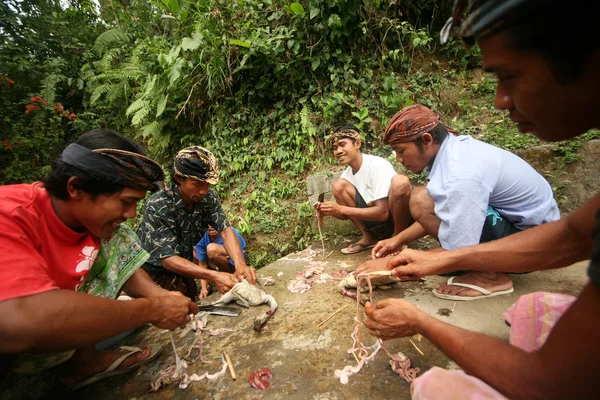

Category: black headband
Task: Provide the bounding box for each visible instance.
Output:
[61,143,165,192]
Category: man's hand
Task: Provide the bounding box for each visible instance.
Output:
[364,299,422,340]
[199,288,209,299]
[235,265,257,285]
[149,292,199,330]
[213,271,239,294]
[316,201,345,219]
[355,258,392,276]
[372,236,403,259]
[389,248,447,280]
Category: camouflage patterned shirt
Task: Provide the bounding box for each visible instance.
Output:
[137,185,231,273]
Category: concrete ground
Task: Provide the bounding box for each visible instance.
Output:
[2,241,589,400]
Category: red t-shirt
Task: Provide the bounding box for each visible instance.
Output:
[0,182,100,302]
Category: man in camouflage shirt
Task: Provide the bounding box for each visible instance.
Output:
[137,146,256,301]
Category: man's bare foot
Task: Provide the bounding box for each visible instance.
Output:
[59,346,152,385]
[435,271,513,298]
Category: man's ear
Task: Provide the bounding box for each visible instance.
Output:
[66,176,84,200]
[356,139,362,150]
[421,133,433,146]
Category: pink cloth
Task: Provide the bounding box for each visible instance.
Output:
[411,292,576,400]
[503,291,575,352]
[411,367,508,400]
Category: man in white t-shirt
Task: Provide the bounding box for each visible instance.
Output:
[314,124,412,254]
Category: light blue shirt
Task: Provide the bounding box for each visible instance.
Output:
[194,227,246,266]
[427,135,560,250]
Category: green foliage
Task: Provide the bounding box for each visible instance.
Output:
[2,0,598,266]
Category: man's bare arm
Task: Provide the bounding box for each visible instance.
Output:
[122,268,170,298]
[366,281,600,399]
[420,282,599,399]
[391,194,599,277]
[220,227,256,284]
[372,222,428,259]
[160,255,219,280]
[0,289,196,354]
[161,255,238,293]
[319,198,390,222]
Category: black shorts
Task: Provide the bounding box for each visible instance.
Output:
[479,206,521,243]
[354,187,395,241]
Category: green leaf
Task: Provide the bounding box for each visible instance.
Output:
[156,95,168,118]
[230,39,251,48]
[169,58,184,84]
[182,33,202,51]
[311,57,320,70]
[290,2,304,15]
[412,37,421,47]
[310,8,319,19]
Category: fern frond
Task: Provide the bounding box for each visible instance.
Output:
[126,98,149,116]
[94,29,129,57]
[90,82,116,105]
[105,82,127,104]
[300,103,314,136]
[41,73,66,105]
[140,121,162,139]
[131,103,153,126]
[100,48,123,71]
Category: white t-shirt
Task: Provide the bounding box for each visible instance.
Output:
[340,154,397,204]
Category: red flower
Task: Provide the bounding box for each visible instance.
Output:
[25,104,40,110]
[25,110,31,114]
[30,95,41,102]
[3,140,13,149]
[69,112,77,121]
[41,99,47,107]
[7,79,14,85]
[62,111,69,117]
[53,103,64,113]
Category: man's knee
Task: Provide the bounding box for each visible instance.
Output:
[389,174,412,199]
[409,186,434,221]
[206,243,225,260]
[332,179,353,204]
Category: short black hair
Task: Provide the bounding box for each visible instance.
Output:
[43,129,147,200]
[505,3,597,83]
[414,123,449,149]
[332,123,360,145]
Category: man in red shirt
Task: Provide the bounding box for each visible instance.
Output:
[0,129,197,388]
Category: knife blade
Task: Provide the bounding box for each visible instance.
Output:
[197,305,241,317]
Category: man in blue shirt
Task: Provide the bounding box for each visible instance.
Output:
[369,104,560,300]
[194,226,246,299]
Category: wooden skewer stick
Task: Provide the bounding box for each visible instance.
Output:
[224,352,237,380]
[317,304,351,327]
[409,339,425,356]
[351,350,360,364]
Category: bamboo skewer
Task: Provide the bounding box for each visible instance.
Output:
[224,352,237,380]
[317,304,351,327]
[409,339,425,356]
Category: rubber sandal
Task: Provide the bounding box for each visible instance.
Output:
[67,344,162,391]
[432,276,514,301]
[341,243,374,255]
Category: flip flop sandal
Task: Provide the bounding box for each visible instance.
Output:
[432,276,514,301]
[341,243,375,255]
[67,344,162,391]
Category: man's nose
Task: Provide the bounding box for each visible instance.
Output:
[123,203,137,219]
[494,83,513,111]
